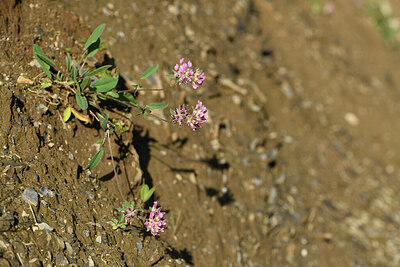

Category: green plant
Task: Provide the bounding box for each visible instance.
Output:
[110,184,167,236]
[366,1,400,46]
[32,24,210,237]
[32,24,169,197]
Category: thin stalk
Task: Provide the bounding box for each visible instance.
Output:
[117,87,172,93]
[107,129,124,199]
[78,50,88,76]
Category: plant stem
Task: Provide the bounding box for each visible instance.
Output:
[107,129,124,199]
[78,50,88,76]
[117,87,172,93]
[54,80,76,94]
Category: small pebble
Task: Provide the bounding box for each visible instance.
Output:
[57,252,69,266]
[37,103,48,114]
[37,222,53,232]
[301,248,308,257]
[65,242,73,255]
[38,186,55,197]
[17,76,33,84]
[344,112,359,126]
[22,187,39,206]
[136,242,143,254]
[232,94,242,105]
[88,256,95,267]
[268,187,278,205]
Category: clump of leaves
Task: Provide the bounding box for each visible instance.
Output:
[32,24,168,173]
[366,1,400,46]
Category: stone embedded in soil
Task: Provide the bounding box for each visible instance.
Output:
[38,186,55,197]
[22,187,39,206]
[344,112,359,126]
[268,187,278,205]
[0,240,8,252]
[65,242,73,255]
[0,258,11,267]
[136,242,143,254]
[57,252,69,266]
[88,256,95,267]
[37,222,53,232]
[36,103,48,114]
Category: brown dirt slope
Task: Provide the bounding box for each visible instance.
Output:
[1,0,400,266]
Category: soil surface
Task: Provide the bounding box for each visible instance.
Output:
[1,0,400,266]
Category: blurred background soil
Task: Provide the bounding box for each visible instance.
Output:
[1,0,400,266]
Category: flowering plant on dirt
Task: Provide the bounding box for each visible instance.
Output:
[111,184,167,236]
[32,24,208,236]
[32,25,209,174]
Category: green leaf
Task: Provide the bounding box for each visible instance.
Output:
[72,67,77,82]
[93,76,118,93]
[140,64,158,79]
[146,103,168,110]
[95,138,103,144]
[33,45,55,68]
[41,81,52,89]
[80,76,91,90]
[75,93,88,110]
[170,108,175,115]
[35,53,55,68]
[66,53,72,72]
[33,44,45,56]
[123,201,130,208]
[63,107,72,122]
[144,187,155,203]
[33,45,52,78]
[84,24,106,50]
[87,38,100,57]
[87,65,112,77]
[140,184,155,203]
[140,184,149,201]
[118,92,138,107]
[96,112,109,131]
[86,145,104,169]
[106,90,119,98]
[166,74,176,79]
[98,94,107,100]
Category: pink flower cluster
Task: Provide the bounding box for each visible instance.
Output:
[144,202,167,236]
[174,58,206,89]
[171,100,208,131]
[121,207,138,225]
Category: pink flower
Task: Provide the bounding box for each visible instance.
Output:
[186,100,208,131]
[121,207,138,225]
[171,105,189,127]
[174,58,206,89]
[144,202,167,236]
[171,100,208,131]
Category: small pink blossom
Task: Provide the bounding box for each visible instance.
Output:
[171,100,208,131]
[121,207,138,225]
[174,58,206,89]
[186,100,208,131]
[171,105,189,127]
[144,202,167,236]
